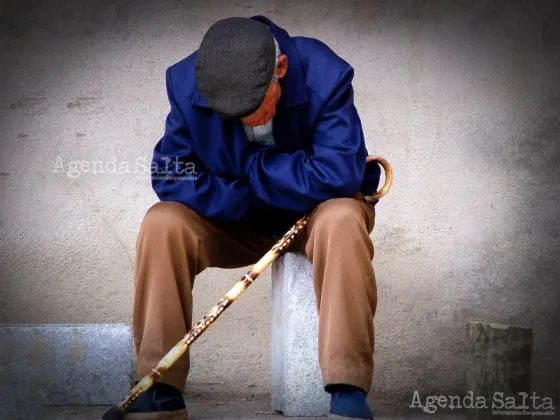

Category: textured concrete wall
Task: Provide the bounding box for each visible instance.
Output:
[1,0,559,403]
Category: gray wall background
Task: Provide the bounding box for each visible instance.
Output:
[1,0,559,404]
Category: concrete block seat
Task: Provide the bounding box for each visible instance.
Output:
[271,252,331,417]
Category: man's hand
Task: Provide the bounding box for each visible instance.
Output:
[353,192,365,202]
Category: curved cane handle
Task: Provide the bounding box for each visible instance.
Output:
[363,155,393,202]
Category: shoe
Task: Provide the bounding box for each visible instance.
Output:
[327,386,374,419]
[123,382,188,419]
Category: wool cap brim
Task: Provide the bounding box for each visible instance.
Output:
[195,17,276,119]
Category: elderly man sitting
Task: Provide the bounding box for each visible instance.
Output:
[127,15,381,420]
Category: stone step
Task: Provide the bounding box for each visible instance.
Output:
[0,323,132,419]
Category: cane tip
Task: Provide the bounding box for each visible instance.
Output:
[102,406,123,420]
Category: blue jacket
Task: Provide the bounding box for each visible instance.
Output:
[151,15,381,237]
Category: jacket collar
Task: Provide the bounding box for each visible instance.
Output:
[191,15,308,112]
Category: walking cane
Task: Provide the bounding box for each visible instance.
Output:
[102,155,393,420]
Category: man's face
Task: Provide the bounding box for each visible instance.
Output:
[241,80,281,126]
[241,54,288,127]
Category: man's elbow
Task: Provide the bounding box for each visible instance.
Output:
[339,158,366,196]
[322,167,363,198]
[338,175,363,198]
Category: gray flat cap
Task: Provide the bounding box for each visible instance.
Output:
[195,17,277,119]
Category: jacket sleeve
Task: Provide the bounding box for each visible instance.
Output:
[243,66,367,213]
[152,68,255,221]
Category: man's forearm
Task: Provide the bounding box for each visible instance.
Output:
[243,146,364,213]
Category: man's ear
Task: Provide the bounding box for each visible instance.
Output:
[275,54,288,79]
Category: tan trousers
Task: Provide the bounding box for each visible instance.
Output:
[132,197,377,394]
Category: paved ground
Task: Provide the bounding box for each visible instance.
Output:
[19,395,467,420]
